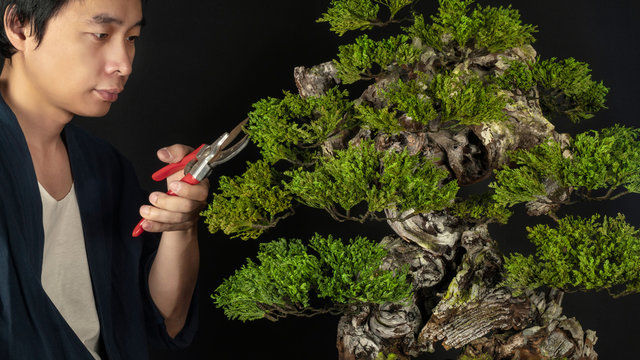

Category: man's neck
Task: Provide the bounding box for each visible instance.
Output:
[0,57,74,200]
[0,58,73,152]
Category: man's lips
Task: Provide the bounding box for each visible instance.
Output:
[94,89,122,102]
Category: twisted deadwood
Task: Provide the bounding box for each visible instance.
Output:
[292,46,597,360]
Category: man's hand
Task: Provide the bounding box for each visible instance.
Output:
[144,144,206,338]
[138,144,210,233]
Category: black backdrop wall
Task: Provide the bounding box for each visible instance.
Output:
[72,0,639,358]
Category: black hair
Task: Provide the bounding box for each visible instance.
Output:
[0,0,71,58]
[0,0,147,59]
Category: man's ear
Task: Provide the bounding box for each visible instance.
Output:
[3,5,29,52]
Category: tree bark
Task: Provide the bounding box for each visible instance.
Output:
[292,46,598,360]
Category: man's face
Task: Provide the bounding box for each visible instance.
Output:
[21,0,143,117]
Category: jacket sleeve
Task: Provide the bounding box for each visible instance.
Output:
[140,232,199,350]
[118,154,199,350]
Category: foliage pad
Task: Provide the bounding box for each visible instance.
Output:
[450,192,512,224]
[285,140,459,221]
[496,57,609,123]
[245,87,353,164]
[317,0,380,36]
[318,0,415,36]
[404,0,536,53]
[503,214,640,297]
[382,70,508,128]
[334,34,422,84]
[213,234,412,321]
[202,160,293,240]
[491,125,640,208]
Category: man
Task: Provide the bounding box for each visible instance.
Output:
[0,0,205,358]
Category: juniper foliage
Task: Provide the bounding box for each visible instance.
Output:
[318,0,415,36]
[285,140,459,221]
[311,234,412,303]
[450,192,512,224]
[376,0,413,18]
[491,165,547,207]
[213,235,412,321]
[354,103,403,134]
[317,0,380,36]
[404,0,536,53]
[490,125,640,208]
[382,70,508,128]
[503,214,640,297]
[334,34,422,84]
[381,75,438,125]
[245,87,353,164]
[375,352,399,360]
[201,160,294,240]
[428,70,508,125]
[496,57,609,123]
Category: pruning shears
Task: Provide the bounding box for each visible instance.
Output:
[132,118,249,237]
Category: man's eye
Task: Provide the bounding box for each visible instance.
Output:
[126,35,139,43]
[93,33,109,40]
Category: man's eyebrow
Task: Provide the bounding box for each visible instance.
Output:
[90,14,146,28]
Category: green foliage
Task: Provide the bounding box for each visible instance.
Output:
[561,126,640,192]
[503,214,640,297]
[354,103,403,134]
[450,192,512,224]
[404,0,536,53]
[491,126,640,207]
[490,165,547,207]
[383,70,507,127]
[376,352,399,360]
[497,57,608,123]
[202,160,293,240]
[535,57,609,123]
[317,0,380,36]
[471,3,537,52]
[412,0,475,50]
[493,58,535,92]
[429,70,508,125]
[376,0,413,18]
[245,87,353,164]
[213,238,321,321]
[334,34,422,84]
[382,75,438,125]
[318,0,415,36]
[403,13,430,46]
[311,234,412,303]
[285,140,458,220]
[213,234,412,321]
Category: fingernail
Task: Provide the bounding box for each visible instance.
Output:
[141,205,150,216]
[169,182,181,192]
[149,193,158,204]
[142,220,151,230]
[159,148,173,162]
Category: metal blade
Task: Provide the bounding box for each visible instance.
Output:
[210,135,249,166]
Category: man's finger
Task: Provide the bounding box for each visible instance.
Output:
[139,204,195,225]
[157,144,195,164]
[140,219,195,233]
[167,180,209,202]
[149,191,206,213]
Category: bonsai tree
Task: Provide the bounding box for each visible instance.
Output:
[202,0,639,359]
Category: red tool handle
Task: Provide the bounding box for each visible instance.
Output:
[151,144,205,181]
[132,173,202,237]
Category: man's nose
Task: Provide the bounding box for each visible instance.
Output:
[105,41,134,76]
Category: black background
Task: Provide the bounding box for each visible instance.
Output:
[73,0,639,358]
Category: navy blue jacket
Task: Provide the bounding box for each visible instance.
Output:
[0,96,197,359]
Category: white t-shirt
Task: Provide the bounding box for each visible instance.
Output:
[39,183,101,359]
